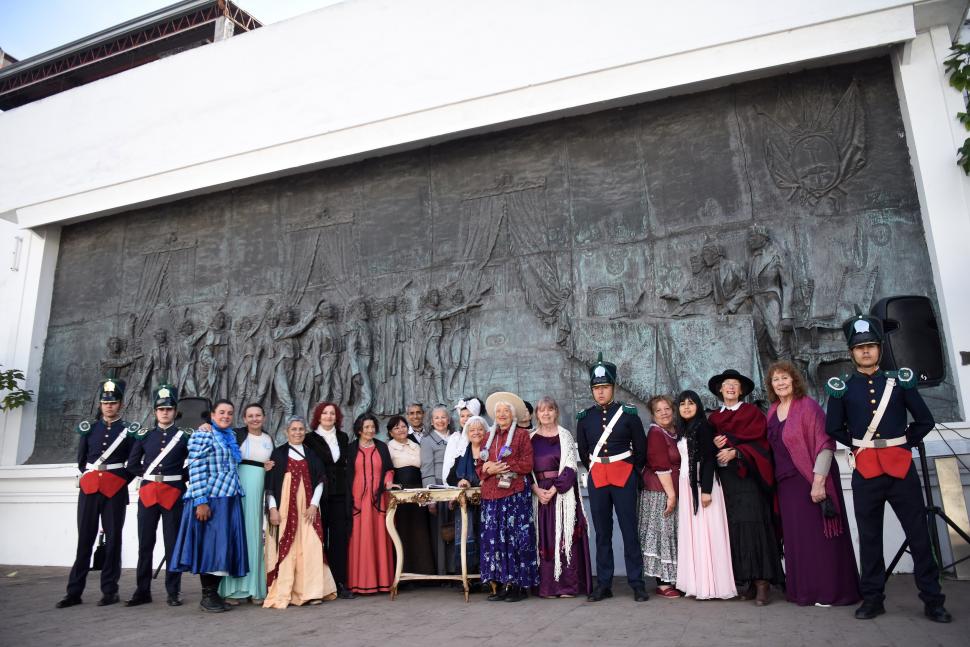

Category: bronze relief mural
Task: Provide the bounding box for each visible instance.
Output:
[31,57,958,461]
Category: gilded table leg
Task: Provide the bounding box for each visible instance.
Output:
[459,494,469,603]
[386,500,403,600]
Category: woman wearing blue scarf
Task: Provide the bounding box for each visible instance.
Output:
[172,399,248,612]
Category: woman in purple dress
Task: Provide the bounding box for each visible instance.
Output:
[765,361,860,606]
[529,396,592,598]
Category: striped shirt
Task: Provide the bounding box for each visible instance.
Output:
[184,429,243,506]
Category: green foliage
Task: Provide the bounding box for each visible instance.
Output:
[0,367,33,412]
[945,43,970,174]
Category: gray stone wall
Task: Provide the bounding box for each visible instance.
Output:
[31,56,959,461]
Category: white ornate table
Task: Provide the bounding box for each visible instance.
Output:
[385,486,481,602]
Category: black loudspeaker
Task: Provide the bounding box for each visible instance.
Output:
[177,397,212,428]
[871,295,946,387]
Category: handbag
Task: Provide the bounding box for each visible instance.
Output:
[819,498,837,519]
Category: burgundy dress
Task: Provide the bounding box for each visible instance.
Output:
[767,413,860,605]
[531,434,592,597]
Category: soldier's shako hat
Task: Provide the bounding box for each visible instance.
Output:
[589,352,617,387]
[98,379,126,403]
[842,313,883,348]
[152,384,178,409]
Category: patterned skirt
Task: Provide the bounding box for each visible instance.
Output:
[637,490,678,584]
[479,489,539,587]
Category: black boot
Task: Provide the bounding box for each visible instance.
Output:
[55,596,82,609]
[504,584,527,602]
[854,599,886,620]
[587,585,613,602]
[487,582,510,602]
[924,605,952,623]
[199,586,228,613]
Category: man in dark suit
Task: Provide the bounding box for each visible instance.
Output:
[825,314,951,623]
[58,379,135,608]
[576,354,648,602]
[124,384,191,607]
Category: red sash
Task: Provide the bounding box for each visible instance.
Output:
[79,471,127,498]
[590,461,633,488]
[854,447,912,480]
[139,481,182,510]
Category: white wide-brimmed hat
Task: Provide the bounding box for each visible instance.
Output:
[485,391,526,422]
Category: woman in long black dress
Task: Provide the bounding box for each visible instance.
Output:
[708,369,783,606]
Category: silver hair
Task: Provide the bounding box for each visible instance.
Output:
[462,415,489,436]
[285,415,307,429]
[431,404,454,432]
[493,399,518,420]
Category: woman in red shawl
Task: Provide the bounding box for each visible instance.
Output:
[765,361,860,606]
[708,369,783,606]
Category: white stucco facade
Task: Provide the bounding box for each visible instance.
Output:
[0,0,968,571]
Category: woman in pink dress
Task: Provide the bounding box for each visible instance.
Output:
[674,390,736,599]
[346,413,396,595]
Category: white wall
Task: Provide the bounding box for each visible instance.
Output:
[0,220,59,465]
[0,0,923,229]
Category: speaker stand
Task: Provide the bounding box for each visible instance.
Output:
[885,442,970,578]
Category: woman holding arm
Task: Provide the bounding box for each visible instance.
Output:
[765,361,860,606]
[171,399,248,613]
[708,369,783,606]
[262,416,337,608]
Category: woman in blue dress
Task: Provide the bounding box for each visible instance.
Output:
[172,399,249,612]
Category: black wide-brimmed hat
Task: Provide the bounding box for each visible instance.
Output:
[708,369,755,401]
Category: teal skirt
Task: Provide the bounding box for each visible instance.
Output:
[218,464,267,599]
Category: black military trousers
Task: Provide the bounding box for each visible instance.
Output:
[324,494,350,587]
[587,471,644,589]
[852,464,944,607]
[66,490,127,598]
[134,497,184,597]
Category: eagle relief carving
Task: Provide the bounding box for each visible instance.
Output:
[758,79,867,216]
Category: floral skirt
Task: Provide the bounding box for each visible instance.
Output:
[479,489,539,587]
[637,490,678,583]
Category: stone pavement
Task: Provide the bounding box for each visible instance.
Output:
[0,566,966,647]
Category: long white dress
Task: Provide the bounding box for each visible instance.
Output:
[674,437,737,599]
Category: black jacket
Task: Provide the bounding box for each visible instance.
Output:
[266,443,326,510]
[304,428,351,498]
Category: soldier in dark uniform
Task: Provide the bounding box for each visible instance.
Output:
[825,314,951,623]
[57,379,136,608]
[576,353,648,601]
[124,384,192,607]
